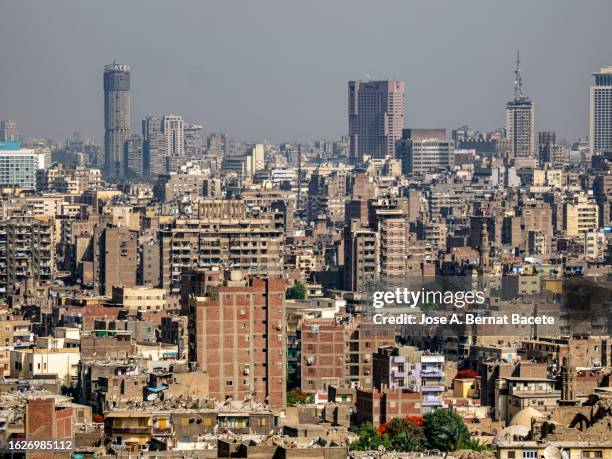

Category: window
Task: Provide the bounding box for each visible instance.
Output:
[225,379,233,386]
[508,452,516,459]
[523,451,537,459]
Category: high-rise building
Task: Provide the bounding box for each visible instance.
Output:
[0,216,55,298]
[124,134,143,177]
[505,52,536,160]
[396,129,454,174]
[184,123,204,157]
[189,274,286,407]
[93,226,138,296]
[0,120,18,142]
[103,62,131,177]
[348,80,405,163]
[160,200,284,293]
[590,67,612,154]
[142,115,167,177]
[162,115,184,157]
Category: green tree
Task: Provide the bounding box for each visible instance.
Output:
[384,418,424,452]
[423,410,469,452]
[350,422,390,451]
[459,438,490,452]
[285,283,306,300]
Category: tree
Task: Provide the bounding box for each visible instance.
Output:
[285,283,306,300]
[350,422,390,451]
[423,410,469,452]
[286,388,312,406]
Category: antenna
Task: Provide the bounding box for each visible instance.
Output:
[514,50,524,101]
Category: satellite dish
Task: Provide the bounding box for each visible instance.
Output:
[544,446,562,459]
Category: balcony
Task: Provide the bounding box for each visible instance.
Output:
[152,427,172,436]
[111,426,151,435]
[421,385,445,393]
[422,396,443,407]
[421,369,444,378]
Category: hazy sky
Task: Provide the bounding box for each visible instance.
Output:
[1,0,611,144]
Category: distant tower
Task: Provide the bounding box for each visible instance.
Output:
[0,120,18,142]
[505,52,536,161]
[104,62,131,177]
[560,352,578,405]
[142,115,166,177]
[162,115,185,157]
[590,67,612,154]
[348,80,405,163]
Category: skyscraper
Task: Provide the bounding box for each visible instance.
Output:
[348,80,405,163]
[590,67,612,154]
[124,134,143,177]
[103,62,131,177]
[505,52,536,161]
[184,123,204,157]
[142,115,167,177]
[0,120,18,142]
[162,115,184,157]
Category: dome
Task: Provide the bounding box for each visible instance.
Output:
[509,407,544,427]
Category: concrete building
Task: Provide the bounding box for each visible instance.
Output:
[94,226,138,296]
[396,129,454,174]
[0,215,54,298]
[343,221,380,292]
[142,115,167,177]
[590,66,612,154]
[348,80,405,163]
[373,346,446,413]
[189,274,286,407]
[183,123,203,157]
[124,133,143,177]
[506,53,536,160]
[160,207,284,293]
[0,120,18,141]
[111,286,166,312]
[162,114,184,157]
[564,195,599,236]
[103,62,131,177]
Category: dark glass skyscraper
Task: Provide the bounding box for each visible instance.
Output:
[104,62,131,177]
[348,80,405,164]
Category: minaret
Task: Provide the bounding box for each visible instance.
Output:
[560,352,578,406]
[480,220,490,269]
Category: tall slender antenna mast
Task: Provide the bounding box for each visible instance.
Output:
[514,50,524,102]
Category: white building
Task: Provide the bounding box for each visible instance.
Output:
[0,142,47,190]
[163,115,185,157]
[590,66,612,154]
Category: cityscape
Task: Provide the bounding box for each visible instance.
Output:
[2,2,612,459]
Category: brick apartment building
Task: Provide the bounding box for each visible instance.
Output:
[300,317,395,395]
[189,273,286,407]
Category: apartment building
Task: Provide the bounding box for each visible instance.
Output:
[564,194,599,236]
[160,213,283,293]
[0,215,54,297]
[93,226,138,296]
[188,274,286,407]
[300,318,395,395]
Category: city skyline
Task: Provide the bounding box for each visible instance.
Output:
[1,0,611,144]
